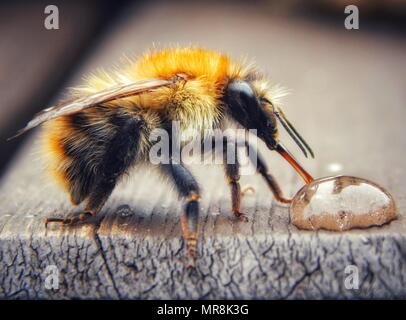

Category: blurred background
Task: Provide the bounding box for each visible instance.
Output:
[0,0,405,193]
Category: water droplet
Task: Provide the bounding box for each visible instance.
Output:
[290,175,397,231]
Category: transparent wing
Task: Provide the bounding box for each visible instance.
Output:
[10,78,175,139]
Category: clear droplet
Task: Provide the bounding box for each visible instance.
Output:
[290,175,397,231]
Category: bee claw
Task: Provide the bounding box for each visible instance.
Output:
[44,218,71,229]
[44,212,92,229]
[234,211,249,222]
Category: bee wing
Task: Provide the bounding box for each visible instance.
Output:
[9,78,175,139]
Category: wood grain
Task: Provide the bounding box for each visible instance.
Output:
[1,1,406,299]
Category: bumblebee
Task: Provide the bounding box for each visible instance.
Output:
[14,47,314,263]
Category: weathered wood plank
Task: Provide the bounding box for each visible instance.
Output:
[1,2,406,299]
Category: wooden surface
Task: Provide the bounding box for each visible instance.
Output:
[1,1,406,299]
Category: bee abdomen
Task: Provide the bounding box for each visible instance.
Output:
[46,107,144,209]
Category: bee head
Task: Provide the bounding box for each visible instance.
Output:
[224,80,278,149]
[224,80,314,183]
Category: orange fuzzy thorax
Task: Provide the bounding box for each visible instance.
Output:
[78,47,256,110]
[133,47,232,84]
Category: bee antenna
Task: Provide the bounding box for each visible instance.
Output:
[275,111,308,158]
[274,107,314,158]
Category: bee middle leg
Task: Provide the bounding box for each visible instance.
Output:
[222,137,249,222]
[161,160,200,264]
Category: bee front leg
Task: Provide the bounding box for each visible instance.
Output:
[245,141,291,204]
[161,160,200,266]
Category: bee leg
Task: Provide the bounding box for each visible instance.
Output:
[161,160,200,266]
[223,138,249,222]
[45,211,93,228]
[245,141,291,204]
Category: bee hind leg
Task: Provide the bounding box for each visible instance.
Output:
[45,211,94,228]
